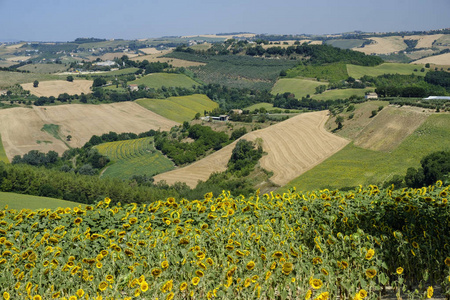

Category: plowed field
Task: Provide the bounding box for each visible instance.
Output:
[154,110,349,187]
[21,80,93,97]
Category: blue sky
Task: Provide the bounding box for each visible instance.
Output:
[0,0,449,41]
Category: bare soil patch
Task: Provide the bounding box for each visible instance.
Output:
[21,80,93,97]
[154,111,349,187]
[0,103,177,160]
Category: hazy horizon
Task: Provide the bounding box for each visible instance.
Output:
[1,0,449,42]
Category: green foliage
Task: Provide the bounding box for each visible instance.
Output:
[286,62,349,82]
[404,151,450,187]
[230,127,247,141]
[66,75,74,82]
[92,77,106,87]
[0,162,179,204]
[227,139,263,175]
[425,71,450,89]
[33,80,39,87]
[95,137,174,180]
[155,124,229,166]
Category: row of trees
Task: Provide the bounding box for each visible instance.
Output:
[0,163,179,204]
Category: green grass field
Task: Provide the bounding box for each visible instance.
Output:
[136,94,218,123]
[0,192,80,210]
[0,134,9,163]
[244,102,274,111]
[286,62,348,82]
[347,63,427,79]
[95,137,174,180]
[281,114,450,192]
[325,39,365,49]
[272,78,325,98]
[17,63,68,74]
[129,73,199,89]
[312,87,374,100]
[0,71,61,88]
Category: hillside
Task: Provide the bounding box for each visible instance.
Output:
[154,110,349,187]
[283,107,450,191]
[136,94,218,123]
[0,103,177,160]
[271,78,324,98]
[0,192,80,210]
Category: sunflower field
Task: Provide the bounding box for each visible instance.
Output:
[1,182,450,300]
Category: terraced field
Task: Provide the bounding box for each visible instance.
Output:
[136,94,218,123]
[95,137,174,180]
[154,111,349,187]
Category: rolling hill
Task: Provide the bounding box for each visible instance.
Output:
[0,103,177,161]
[154,110,349,187]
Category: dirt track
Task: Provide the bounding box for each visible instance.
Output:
[0,102,177,160]
[154,111,349,187]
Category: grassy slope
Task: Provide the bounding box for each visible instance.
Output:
[272,78,324,98]
[0,192,80,210]
[347,63,427,79]
[0,134,8,163]
[136,94,218,123]
[312,87,374,100]
[244,103,274,111]
[95,137,174,180]
[129,73,199,89]
[0,71,61,88]
[281,113,450,192]
[18,63,68,74]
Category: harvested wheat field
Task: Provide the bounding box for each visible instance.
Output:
[154,110,349,187]
[353,106,430,152]
[21,80,94,97]
[353,36,407,55]
[0,103,177,160]
[404,34,443,49]
[412,52,450,65]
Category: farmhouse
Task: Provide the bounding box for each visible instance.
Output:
[230,109,243,115]
[95,60,116,67]
[0,90,8,96]
[211,115,229,121]
[365,92,378,100]
[128,84,139,92]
